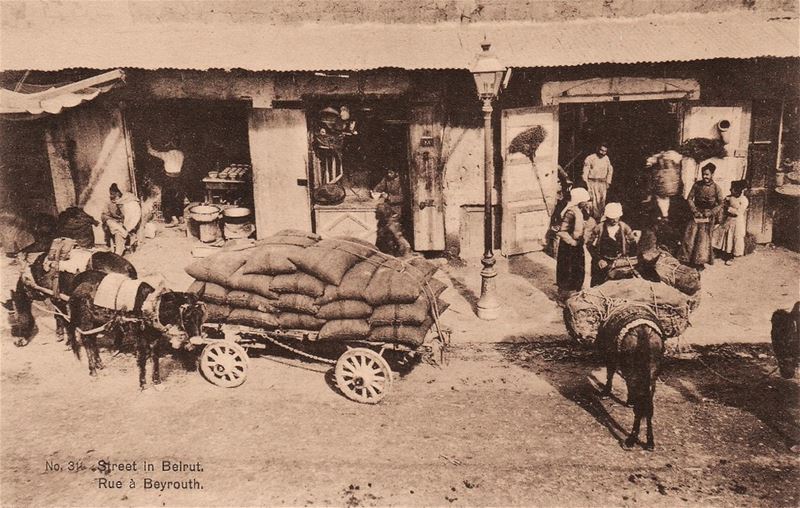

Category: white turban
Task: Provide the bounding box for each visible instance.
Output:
[561,187,591,217]
[603,202,623,220]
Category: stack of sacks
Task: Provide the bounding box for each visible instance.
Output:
[185,230,448,347]
[564,278,699,344]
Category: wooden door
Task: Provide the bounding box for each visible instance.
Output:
[500,106,559,256]
[408,103,445,251]
[248,108,312,237]
[746,100,782,243]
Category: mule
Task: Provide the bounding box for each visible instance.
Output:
[597,305,665,450]
[6,250,136,346]
[67,271,206,388]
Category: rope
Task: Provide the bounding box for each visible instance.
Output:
[257,331,337,365]
[31,300,70,321]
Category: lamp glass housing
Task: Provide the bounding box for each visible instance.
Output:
[471,43,506,100]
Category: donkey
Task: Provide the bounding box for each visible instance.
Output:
[67,271,207,389]
[6,250,136,346]
[597,304,665,450]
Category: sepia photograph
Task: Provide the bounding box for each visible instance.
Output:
[0,0,798,506]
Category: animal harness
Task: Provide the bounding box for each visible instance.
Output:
[93,273,146,312]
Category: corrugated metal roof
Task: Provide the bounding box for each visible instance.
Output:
[1,11,797,71]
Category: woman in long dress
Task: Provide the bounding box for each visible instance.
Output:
[556,187,592,298]
[681,163,724,267]
[713,180,749,265]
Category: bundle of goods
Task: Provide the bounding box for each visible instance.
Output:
[185,230,448,347]
[645,150,683,197]
[637,244,701,296]
[564,278,699,345]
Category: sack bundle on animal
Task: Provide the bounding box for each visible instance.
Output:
[652,251,701,295]
[184,229,448,346]
[564,278,699,345]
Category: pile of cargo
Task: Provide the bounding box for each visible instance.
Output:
[185,230,447,347]
[564,278,700,345]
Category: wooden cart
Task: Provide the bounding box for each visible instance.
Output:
[190,323,449,404]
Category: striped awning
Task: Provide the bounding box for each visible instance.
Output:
[0,69,125,116]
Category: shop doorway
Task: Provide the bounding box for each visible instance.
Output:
[559,100,681,217]
[126,99,253,218]
[306,98,411,245]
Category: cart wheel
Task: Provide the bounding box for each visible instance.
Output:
[335,347,393,404]
[199,341,248,388]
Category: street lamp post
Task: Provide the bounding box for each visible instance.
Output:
[471,42,506,321]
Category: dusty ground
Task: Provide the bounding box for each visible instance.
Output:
[1,228,798,506]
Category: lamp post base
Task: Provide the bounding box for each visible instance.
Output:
[476,256,500,321]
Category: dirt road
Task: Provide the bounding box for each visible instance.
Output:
[1,323,797,507]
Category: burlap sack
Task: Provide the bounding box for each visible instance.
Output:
[369,317,433,347]
[228,308,280,329]
[228,268,277,299]
[270,272,326,298]
[371,299,449,327]
[317,300,374,320]
[364,258,430,306]
[204,303,232,323]
[289,238,376,286]
[369,279,449,326]
[318,319,371,341]
[321,254,387,303]
[241,245,302,275]
[279,312,325,331]
[226,290,278,313]
[200,283,228,304]
[274,294,320,315]
[185,249,250,286]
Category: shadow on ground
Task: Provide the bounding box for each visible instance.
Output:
[496,338,799,453]
[496,336,631,448]
[508,254,560,302]
[660,344,800,451]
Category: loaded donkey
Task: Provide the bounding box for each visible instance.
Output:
[68,271,207,388]
[6,248,136,346]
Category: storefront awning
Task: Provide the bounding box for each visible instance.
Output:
[0,11,797,72]
[0,69,125,116]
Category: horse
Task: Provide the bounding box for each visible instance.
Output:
[5,250,136,346]
[67,271,207,389]
[596,304,665,450]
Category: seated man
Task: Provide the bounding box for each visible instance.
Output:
[101,183,141,255]
[586,202,638,287]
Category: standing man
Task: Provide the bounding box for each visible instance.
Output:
[101,183,141,255]
[582,143,614,220]
[147,139,186,228]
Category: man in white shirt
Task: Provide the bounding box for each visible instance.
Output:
[102,183,141,255]
[147,140,186,227]
[582,143,614,220]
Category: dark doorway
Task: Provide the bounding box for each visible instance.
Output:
[559,100,681,217]
[126,100,252,208]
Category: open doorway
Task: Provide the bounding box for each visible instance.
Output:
[126,99,253,218]
[306,98,412,245]
[559,100,681,217]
